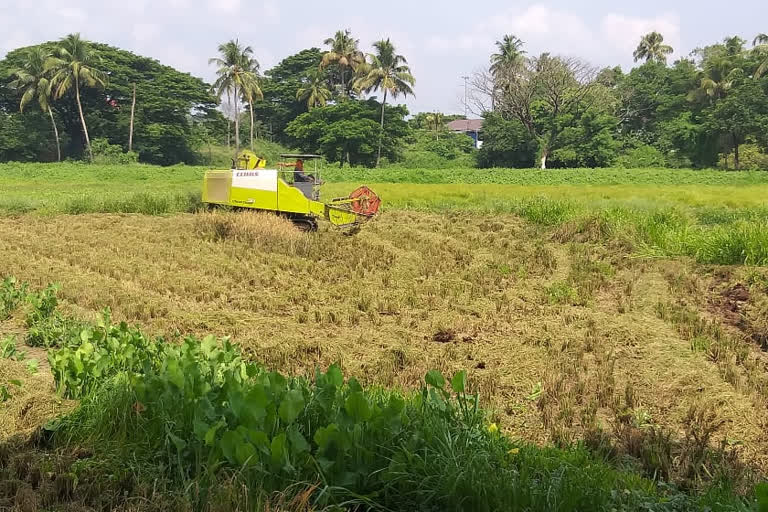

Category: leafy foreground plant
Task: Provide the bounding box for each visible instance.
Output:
[39,325,755,511]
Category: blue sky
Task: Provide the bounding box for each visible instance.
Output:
[1,0,766,115]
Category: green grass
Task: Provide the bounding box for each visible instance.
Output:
[324,166,768,185]
[0,162,205,214]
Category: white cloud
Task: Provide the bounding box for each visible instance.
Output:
[208,0,240,13]
[424,3,681,68]
[601,12,681,60]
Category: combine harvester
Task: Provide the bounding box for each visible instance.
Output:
[202,151,380,231]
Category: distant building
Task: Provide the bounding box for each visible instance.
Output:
[446,119,484,148]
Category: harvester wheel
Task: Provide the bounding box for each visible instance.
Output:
[292,218,318,232]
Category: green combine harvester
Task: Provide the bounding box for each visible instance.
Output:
[202,151,381,231]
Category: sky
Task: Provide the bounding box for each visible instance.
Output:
[1,0,766,116]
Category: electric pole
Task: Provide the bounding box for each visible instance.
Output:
[461,75,469,122]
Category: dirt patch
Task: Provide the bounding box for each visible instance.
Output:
[708,279,768,351]
[708,282,749,328]
[432,329,456,343]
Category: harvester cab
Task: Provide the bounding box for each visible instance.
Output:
[202,151,381,232]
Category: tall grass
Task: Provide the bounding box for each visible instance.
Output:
[60,191,203,215]
[323,166,768,185]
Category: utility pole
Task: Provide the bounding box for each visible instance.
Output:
[128,83,136,152]
[461,75,470,132]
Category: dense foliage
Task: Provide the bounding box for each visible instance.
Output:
[473,35,768,169]
[0,41,221,165]
[285,98,409,167]
[252,48,327,144]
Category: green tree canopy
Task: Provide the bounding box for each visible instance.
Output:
[355,38,415,167]
[0,40,217,164]
[285,99,409,167]
[252,48,325,143]
[476,113,537,168]
[8,46,62,161]
[709,79,768,169]
[321,29,365,97]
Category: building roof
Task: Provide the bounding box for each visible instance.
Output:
[447,119,483,132]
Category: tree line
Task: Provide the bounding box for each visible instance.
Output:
[2,29,768,169]
[0,30,415,168]
[473,31,768,169]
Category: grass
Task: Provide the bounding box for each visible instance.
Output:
[323,166,768,185]
[2,162,768,265]
[0,279,760,510]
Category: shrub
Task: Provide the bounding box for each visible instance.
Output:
[616,144,668,168]
[719,144,768,171]
[91,138,138,165]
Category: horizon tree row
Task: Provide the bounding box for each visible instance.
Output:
[2,29,768,169]
[472,31,768,170]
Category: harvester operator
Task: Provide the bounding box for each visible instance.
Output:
[294,159,315,183]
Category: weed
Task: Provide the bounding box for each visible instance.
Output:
[547,281,579,305]
[1,336,25,361]
[1,276,28,319]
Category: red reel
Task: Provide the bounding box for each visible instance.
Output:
[348,186,381,216]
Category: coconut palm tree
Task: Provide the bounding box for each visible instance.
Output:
[633,32,674,64]
[10,47,61,161]
[490,34,526,78]
[321,29,364,96]
[425,112,444,140]
[209,39,259,156]
[47,33,107,162]
[241,55,263,151]
[354,38,415,167]
[753,33,768,78]
[297,69,332,110]
[689,54,743,102]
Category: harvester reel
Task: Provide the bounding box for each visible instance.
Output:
[348,186,381,217]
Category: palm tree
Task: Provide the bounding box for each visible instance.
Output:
[354,39,415,167]
[753,33,768,78]
[425,112,444,140]
[48,33,107,162]
[633,32,674,64]
[690,55,743,102]
[321,29,365,96]
[241,55,263,151]
[209,39,259,156]
[297,69,332,110]
[490,34,526,78]
[10,47,61,161]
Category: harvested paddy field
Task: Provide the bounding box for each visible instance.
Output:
[2,209,767,477]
